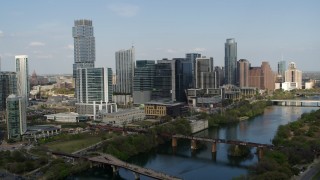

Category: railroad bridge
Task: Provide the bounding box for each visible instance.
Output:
[51,151,181,180]
[172,134,275,159]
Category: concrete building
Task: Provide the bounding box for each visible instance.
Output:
[0,72,17,111]
[115,47,135,95]
[144,101,187,118]
[45,112,84,122]
[6,94,26,140]
[24,125,61,141]
[284,62,302,89]
[195,56,214,89]
[133,60,155,104]
[72,19,95,79]
[186,53,201,88]
[249,62,275,92]
[224,38,237,85]
[237,59,250,88]
[15,55,29,107]
[102,109,145,126]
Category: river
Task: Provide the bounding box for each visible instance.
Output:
[73,105,319,180]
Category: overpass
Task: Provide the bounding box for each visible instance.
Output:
[51,151,181,180]
[172,134,275,159]
[271,99,320,107]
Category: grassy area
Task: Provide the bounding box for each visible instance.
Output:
[313,170,320,180]
[45,132,114,153]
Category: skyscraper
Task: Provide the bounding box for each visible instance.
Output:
[72,19,95,78]
[186,53,201,88]
[115,47,135,95]
[224,38,237,85]
[76,67,116,118]
[237,59,250,88]
[15,55,29,106]
[277,60,286,82]
[133,60,155,104]
[0,72,17,111]
[6,94,26,140]
[249,61,275,91]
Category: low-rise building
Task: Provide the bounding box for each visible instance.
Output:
[144,101,188,118]
[102,109,145,126]
[45,112,88,122]
[24,125,61,141]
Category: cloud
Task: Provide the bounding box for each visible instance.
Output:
[108,3,139,17]
[65,44,74,50]
[29,41,45,47]
[166,49,177,53]
[193,48,207,52]
[0,30,3,37]
[36,54,53,59]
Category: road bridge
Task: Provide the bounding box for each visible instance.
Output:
[271,99,320,107]
[51,151,181,180]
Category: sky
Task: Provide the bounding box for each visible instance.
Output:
[0,0,319,74]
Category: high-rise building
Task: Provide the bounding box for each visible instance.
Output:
[285,62,302,89]
[186,53,201,88]
[237,59,250,88]
[174,58,192,102]
[72,19,95,79]
[6,94,26,140]
[249,61,275,91]
[195,56,214,89]
[76,67,116,118]
[152,59,176,101]
[15,55,29,107]
[77,67,113,103]
[0,72,17,111]
[277,61,286,82]
[133,60,156,104]
[115,47,135,95]
[224,38,237,85]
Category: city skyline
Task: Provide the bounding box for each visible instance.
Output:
[0,0,319,74]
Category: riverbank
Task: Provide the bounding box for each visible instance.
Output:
[250,108,320,179]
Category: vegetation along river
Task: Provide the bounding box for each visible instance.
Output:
[73,104,319,180]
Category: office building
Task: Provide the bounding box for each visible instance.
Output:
[152,59,175,101]
[249,61,275,91]
[237,59,250,88]
[115,47,135,95]
[6,94,26,140]
[133,60,155,104]
[224,38,237,85]
[174,58,192,102]
[186,53,201,88]
[72,19,95,79]
[76,67,116,118]
[277,60,286,82]
[0,72,17,111]
[195,56,214,89]
[284,62,302,89]
[214,66,224,88]
[15,55,29,107]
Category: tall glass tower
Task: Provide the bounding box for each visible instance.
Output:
[115,47,135,94]
[72,19,95,79]
[224,38,237,85]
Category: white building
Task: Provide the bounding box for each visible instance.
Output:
[102,109,145,126]
[284,62,302,89]
[45,112,81,122]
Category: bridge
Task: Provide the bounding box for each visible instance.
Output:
[271,99,320,107]
[171,134,275,159]
[51,151,181,180]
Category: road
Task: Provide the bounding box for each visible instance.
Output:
[293,158,320,180]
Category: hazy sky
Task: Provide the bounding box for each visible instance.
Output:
[0,0,319,74]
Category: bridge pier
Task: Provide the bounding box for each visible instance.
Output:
[211,142,217,153]
[191,139,197,150]
[172,137,177,147]
[133,172,140,180]
[111,165,119,174]
[257,148,264,160]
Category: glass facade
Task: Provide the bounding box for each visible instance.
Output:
[224,38,237,85]
[6,95,23,140]
[115,47,135,94]
[0,72,17,111]
[186,53,201,88]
